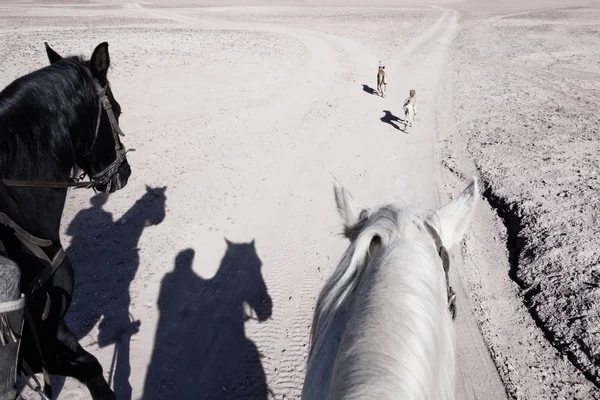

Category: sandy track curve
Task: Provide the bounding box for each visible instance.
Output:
[0,2,508,399]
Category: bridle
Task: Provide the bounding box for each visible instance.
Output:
[82,76,129,191]
[424,221,457,321]
[1,68,131,192]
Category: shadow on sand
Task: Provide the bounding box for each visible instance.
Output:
[143,240,273,399]
[52,185,167,399]
[381,110,407,132]
[363,84,380,95]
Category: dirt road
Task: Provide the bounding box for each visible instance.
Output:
[3,0,592,399]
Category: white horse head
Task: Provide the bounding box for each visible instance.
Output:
[302,176,479,400]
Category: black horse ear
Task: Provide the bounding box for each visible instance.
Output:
[44,42,62,64]
[90,42,110,82]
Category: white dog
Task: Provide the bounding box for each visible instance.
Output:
[403,89,417,131]
[376,65,387,97]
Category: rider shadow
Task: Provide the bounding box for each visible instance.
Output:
[143,241,273,400]
[381,110,406,132]
[362,84,376,95]
[52,185,167,400]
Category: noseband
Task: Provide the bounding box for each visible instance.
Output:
[424,221,457,321]
[2,68,130,191]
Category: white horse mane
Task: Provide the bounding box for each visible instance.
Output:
[303,176,479,400]
[309,205,432,349]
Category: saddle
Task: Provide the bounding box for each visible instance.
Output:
[0,255,25,400]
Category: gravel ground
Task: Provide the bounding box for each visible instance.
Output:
[447,5,600,399]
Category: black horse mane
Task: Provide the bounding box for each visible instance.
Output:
[0,55,100,182]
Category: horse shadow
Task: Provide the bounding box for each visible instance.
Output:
[143,240,273,400]
[52,185,167,399]
[381,110,407,132]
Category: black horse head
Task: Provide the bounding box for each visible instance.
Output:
[0,41,134,236]
[43,41,131,193]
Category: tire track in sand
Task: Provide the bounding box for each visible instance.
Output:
[119,7,358,399]
[244,7,508,399]
[43,4,509,400]
[307,7,509,400]
[191,7,510,400]
[392,8,509,400]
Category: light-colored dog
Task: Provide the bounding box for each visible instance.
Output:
[376,65,387,97]
[403,89,417,131]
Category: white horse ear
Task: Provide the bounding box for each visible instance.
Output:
[332,175,363,229]
[432,176,479,249]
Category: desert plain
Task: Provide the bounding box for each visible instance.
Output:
[0,0,599,399]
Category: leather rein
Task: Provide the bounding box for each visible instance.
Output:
[1,71,130,191]
[424,221,457,321]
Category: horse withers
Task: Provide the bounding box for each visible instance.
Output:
[302,176,479,400]
[0,41,132,399]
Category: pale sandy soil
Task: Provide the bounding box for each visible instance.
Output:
[0,0,598,399]
[444,5,600,399]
